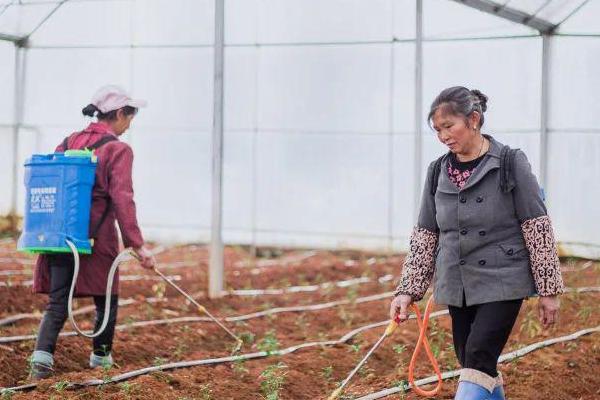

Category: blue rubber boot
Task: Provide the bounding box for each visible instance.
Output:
[490,384,505,400]
[89,352,114,369]
[454,381,492,400]
[29,350,54,380]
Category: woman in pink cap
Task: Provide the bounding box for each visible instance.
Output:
[29,85,156,379]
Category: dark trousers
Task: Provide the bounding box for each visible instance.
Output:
[34,255,119,356]
[448,292,522,378]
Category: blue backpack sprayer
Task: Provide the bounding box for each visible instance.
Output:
[17,137,243,351]
[17,136,134,338]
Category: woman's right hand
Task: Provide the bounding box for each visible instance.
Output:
[133,246,156,269]
[390,294,413,322]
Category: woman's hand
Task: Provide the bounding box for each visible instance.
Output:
[133,246,156,269]
[390,294,413,322]
[538,295,560,329]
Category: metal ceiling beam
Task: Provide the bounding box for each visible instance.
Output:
[556,0,591,27]
[0,32,25,43]
[450,0,558,34]
[26,0,69,39]
[0,0,68,45]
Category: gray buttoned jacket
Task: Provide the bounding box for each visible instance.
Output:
[417,136,545,307]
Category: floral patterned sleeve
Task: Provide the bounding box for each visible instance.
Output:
[512,150,564,296]
[521,216,564,296]
[394,226,439,301]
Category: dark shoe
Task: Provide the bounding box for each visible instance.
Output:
[29,362,54,381]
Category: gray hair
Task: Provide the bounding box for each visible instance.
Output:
[428,86,488,129]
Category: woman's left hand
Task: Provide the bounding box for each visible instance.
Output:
[538,295,560,329]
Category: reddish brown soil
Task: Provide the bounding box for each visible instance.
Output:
[0,238,598,399]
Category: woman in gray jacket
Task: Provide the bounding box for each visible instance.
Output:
[389,87,563,400]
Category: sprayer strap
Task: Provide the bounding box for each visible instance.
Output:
[60,134,119,240]
[90,198,111,240]
[88,136,119,240]
[87,135,118,150]
[428,145,518,195]
[61,133,118,152]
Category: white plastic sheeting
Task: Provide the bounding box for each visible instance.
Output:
[0,0,599,257]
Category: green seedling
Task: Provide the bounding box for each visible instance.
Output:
[322,365,334,380]
[258,330,280,355]
[357,364,374,378]
[240,331,256,345]
[349,343,361,353]
[52,380,69,392]
[153,356,167,367]
[519,309,542,338]
[26,355,35,378]
[260,362,287,400]
[393,379,410,392]
[1,389,16,400]
[118,382,138,398]
[233,358,249,375]
[199,384,213,400]
[577,305,593,321]
[338,307,355,328]
[294,314,310,335]
[173,342,188,360]
[151,282,167,299]
[123,316,137,329]
[393,344,406,354]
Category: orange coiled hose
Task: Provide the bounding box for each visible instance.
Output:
[327,295,443,400]
[406,295,443,397]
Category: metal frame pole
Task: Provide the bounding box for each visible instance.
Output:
[11,44,27,220]
[386,0,396,252]
[540,34,551,193]
[413,0,423,223]
[209,0,225,298]
[250,3,260,259]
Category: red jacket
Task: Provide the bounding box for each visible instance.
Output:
[33,122,144,296]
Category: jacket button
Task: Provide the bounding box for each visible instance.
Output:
[476,196,484,203]
[507,249,514,255]
[460,228,468,235]
[459,259,466,266]
[478,259,486,265]
[460,197,467,203]
[479,230,486,236]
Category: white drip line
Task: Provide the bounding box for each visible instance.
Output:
[1,286,598,344]
[1,323,598,395]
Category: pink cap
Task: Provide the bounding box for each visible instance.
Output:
[91,85,147,113]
